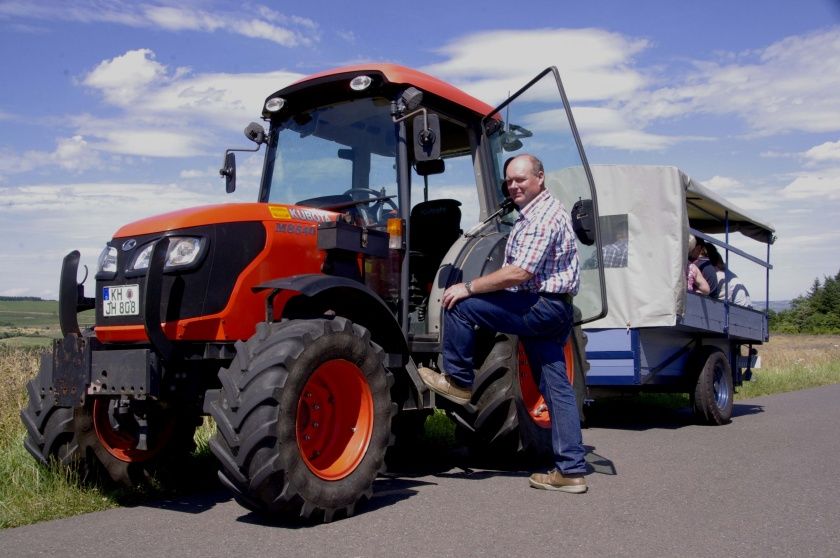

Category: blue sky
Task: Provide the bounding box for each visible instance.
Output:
[1,0,839,301]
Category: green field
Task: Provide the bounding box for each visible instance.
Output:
[0,300,93,347]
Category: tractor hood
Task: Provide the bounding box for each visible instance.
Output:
[114,203,340,238]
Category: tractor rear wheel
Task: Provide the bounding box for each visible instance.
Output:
[449,327,588,460]
[208,318,395,522]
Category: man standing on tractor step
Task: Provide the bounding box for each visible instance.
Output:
[418,153,587,493]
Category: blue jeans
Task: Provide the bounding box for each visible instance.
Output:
[442,290,586,474]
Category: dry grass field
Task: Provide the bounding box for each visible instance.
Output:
[738,334,840,398]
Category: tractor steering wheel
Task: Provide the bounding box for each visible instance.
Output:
[342,188,399,224]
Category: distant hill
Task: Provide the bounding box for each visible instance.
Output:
[768,300,791,313]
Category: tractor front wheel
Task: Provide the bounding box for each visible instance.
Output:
[208,318,395,522]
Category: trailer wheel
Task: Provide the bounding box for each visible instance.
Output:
[208,318,395,522]
[449,328,587,459]
[22,370,199,486]
[690,348,734,425]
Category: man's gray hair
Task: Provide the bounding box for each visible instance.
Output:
[520,154,544,176]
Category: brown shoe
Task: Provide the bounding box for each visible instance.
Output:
[417,366,471,404]
[529,469,588,493]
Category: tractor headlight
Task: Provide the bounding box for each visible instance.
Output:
[350,75,373,91]
[131,244,153,272]
[166,237,203,267]
[130,237,206,273]
[97,246,118,275]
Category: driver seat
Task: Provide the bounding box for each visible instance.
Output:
[409,199,462,293]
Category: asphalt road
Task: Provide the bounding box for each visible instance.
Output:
[2,384,839,558]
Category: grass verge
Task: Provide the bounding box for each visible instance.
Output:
[736,334,840,398]
[0,346,118,528]
[0,346,218,529]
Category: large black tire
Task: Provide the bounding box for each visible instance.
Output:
[21,374,79,470]
[208,318,395,522]
[449,328,588,460]
[690,347,734,425]
[22,367,199,486]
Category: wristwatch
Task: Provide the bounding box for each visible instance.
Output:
[464,280,473,295]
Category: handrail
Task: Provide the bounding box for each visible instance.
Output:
[689,228,772,270]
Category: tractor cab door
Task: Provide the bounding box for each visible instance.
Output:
[483,67,607,325]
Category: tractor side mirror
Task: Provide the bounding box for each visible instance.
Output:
[414,159,445,176]
[220,152,237,193]
[413,113,440,162]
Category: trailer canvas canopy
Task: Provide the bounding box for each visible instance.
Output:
[548,165,774,330]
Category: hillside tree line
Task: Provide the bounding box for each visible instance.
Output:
[770,270,840,333]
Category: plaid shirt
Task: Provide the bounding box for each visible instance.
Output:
[602,239,628,268]
[504,189,580,295]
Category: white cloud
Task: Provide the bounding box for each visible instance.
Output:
[425,28,649,105]
[571,107,675,151]
[88,129,209,158]
[780,168,840,200]
[0,135,101,178]
[82,48,168,104]
[142,6,224,32]
[82,49,303,132]
[703,176,743,191]
[631,28,840,136]
[52,135,100,171]
[803,140,840,164]
[0,1,318,47]
[423,29,685,152]
[179,168,212,179]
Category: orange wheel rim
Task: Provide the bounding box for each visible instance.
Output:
[296,359,374,480]
[92,398,173,462]
[517,339,575,429]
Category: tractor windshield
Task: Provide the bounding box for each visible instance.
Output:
[261,97,399,225]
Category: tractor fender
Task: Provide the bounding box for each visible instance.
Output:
[254,274,408,363]
[426,228,508,334]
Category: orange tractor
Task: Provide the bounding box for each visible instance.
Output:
[22,64,606,521]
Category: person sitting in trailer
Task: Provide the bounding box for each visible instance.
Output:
[705,243,752,307]
[687,235,711,295]
[688,235,720,298]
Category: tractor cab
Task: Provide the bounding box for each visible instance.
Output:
[223,64,607,337]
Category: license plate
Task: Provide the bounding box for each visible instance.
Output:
[102,284,140,317]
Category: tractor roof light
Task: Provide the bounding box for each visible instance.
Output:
[265,97,286,113]
[350,75,373,91]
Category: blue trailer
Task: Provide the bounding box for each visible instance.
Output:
[576,165,774,424]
